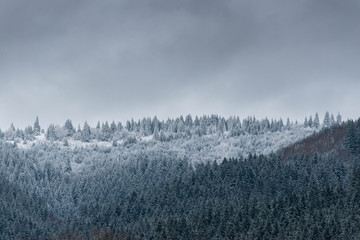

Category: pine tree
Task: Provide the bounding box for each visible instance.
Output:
[34,116,41,135]
[286,118,291,130]
[278,118,284,131]
[185,114,193,127]
[0,129,4,139]
[81,121,91,142]
[117,122,123,131]
[177,118,186,133]
[159,130,167,142]
[308,116,313,128]
[344,122,358,155]
[313,113,320,129]
[218,118,226,134]
[46,124,57,141]
[64,119,75,136]
[323,112,330,128]
[152,116,160,134]
[110,121,117,133]
[336,113,342,125]
[126,121,131,131]
[153,123,160,140]
[194,116,200,127]
[330,114,335,126]
[101,122,112,141]
[24,126,34,140]
[304,117,308,127]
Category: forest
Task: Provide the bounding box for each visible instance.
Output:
[1,113,360,239]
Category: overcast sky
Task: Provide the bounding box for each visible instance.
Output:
[1,0,359,129]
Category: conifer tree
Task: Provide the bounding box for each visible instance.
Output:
[308,115,313,128]
[153,123,160,140]
[0,129,4,139]
[34,116,41,135]
[81,121,91,142]
[24,126,34,140]
[286,118,291,130]
[194,116,200,127]
[336,113,342,125]
[64,119,75,136]
[110,121,117,133]
[313,113,320,129]
[117,122,123,131]
[101,122,112,141]
[46,124,57,141]
[185,114,193,127]
[126,121,132,131]
[323,112,330,128]
[344,122,358,155]
[330,114,335,126]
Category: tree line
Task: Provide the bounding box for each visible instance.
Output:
[0,112,342,143]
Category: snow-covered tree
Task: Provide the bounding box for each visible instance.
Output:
[308,115,313,128]
[185,114,193,127]
[81,122,91,142]
[0,129,4,139]
[313,113,320,129]
[24,126,34,140]
[5,123,16,140]
[34,116,41,136]
[323,111,330,128]
[330,114,335,126]
[46,124,57,141]
[101,122,112,141]
[286,118,291,130]
[126,120,131,131]
[110,121,117,133]
[336,113,342,125]
[153,123,160,140]
[64,119,75,137]
[117,122,123,131]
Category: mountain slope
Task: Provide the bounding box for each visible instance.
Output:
[1,114,357,239]
[0,174,58,239]
[281,123,352,161]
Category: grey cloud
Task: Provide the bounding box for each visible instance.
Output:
[0,0,359,128]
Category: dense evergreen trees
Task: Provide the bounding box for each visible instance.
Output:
[345,118,360,156]
[0,130,359,239]
[1,113,358,239]
[0,173,56,239]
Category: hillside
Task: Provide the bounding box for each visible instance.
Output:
[0,174,57,239]
[281,124,350,161]
[1,113,359,239]
[2,114,321,164]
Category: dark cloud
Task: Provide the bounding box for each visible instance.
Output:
[0,0,359,129]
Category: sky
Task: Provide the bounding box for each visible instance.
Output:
[1,0,359,129]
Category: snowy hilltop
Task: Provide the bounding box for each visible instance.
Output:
[1,113,341,165]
